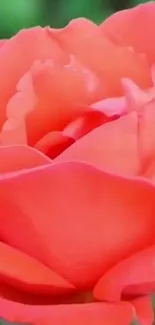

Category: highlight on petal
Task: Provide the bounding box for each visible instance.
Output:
[1,67,37,146]
[0,145,51,173]
[131,297,154,325]
[0,299,135,325]
[0,27,68,129]
[122,78,150,114]
[56,113,140,177]
[0,119,27,145]
[50,18,151,97]
[0,241,75,298]
[90,96,127,117]
[6,67,36,120]
[100,2,155,66]
[94,245,155,302]
[0,162,155,289]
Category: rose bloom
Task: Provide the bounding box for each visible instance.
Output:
[1,2,155,325]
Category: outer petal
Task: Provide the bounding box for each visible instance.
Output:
[0,162,155,288]
[100,2,155,66]
[0,145,51,173]
[0,241,75,300]
[0,299,135,325]
[0,27,67,128]
[94,245,155,301]
[56,113,141,177]
[50,18,151,97]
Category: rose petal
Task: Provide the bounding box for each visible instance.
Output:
[0,162,155,289]
[90,96,127,116]
[35,131,74,159]
[100,2,155,66]
[0,241,75,299]
[63,110,110,141]
[94,245,155,301]
[142,158,155,184]
[0,145,51,173]
[6,56,101,147]
[138,101,155,165]
[0,299,135,325]
[122,78,150,114]
[131,297,154,325]
[0,27,67,128]
[0,40,7,49]
[0,119,27,145]
[56,113,140,177]
[50,18,151,97]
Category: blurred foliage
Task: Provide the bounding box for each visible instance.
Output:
[0,0,152,38]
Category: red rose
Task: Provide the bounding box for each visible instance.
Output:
[0,2,155,325]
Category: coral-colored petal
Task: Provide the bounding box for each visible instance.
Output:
[0,69,37,146]
[0,299,135,325]
[90,96,127,116]
[142,158,155,184]
[139,101,155,165]
[0,119,27,145]
[131,297,154,325]
[0,162,155,288]
[50,18,151,97]
[56,113,140,177]
[63,110,110,141]
[0,241,74,298]
[122,78,150,114]
[6,56,101,147]
[94,245,155,301]
[28,57,102,145]
[0,40,7,48]
[0,145,51,173]
[35,131,74,159]
[0,27,67,129]
[100,2,155,66]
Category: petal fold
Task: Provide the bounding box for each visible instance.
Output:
[0,162,155,288]
[131,297,154,325]
[56,113,140,177]
[0,241,75,299]
[0,145,51,173]
[0,299,135,325]
[94,245,155,301]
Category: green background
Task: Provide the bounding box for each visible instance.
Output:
[0,0,151,38]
